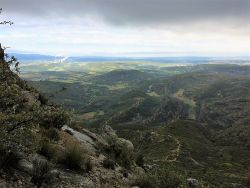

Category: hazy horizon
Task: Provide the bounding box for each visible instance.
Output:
[1,0,250,56]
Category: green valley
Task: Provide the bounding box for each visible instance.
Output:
[21,62,250,187]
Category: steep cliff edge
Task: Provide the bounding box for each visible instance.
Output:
[0,55,144,188]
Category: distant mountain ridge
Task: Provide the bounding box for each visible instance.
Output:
[9,53,63,62]
[8,52,250,63]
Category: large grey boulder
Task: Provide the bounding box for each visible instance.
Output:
[62,125,96,154]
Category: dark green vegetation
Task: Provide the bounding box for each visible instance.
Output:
[0,52,101,187]
[23,63,250,187]
[132,168,183,188]
[58,144,92,172]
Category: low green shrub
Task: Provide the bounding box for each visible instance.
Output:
[0,144,21,171]
[136,154,145,167]
[62,145,82,170]
[47,128,60,141]
[38,93,48,105]
[59,144,92,172]
[85,158,93,172]
[103,158,116,170]
[0,84,26,113]
[38,141,56,160]
[31,159,51,187]
[132,169,183,188]
[105,138,134,169]
[132,174,158,188]
[157,169,183,188]
[37,107,69,129]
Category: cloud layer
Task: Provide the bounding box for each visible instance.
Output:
[1,0,249,26]
[0,0,249,56]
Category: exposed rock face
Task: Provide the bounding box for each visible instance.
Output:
[62,124,135,156]
[62,125,97,154]
[1,123,137,188]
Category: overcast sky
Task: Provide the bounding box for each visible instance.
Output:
[0,0,250,56]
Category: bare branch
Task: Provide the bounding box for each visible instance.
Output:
[0,8,14,25]
[7,118,34,133]
[0,21,14,25]
[3,46,10,50]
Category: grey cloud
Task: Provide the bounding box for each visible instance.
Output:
[1,0,250,26]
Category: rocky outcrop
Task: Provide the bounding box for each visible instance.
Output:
[62,125,97,154]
